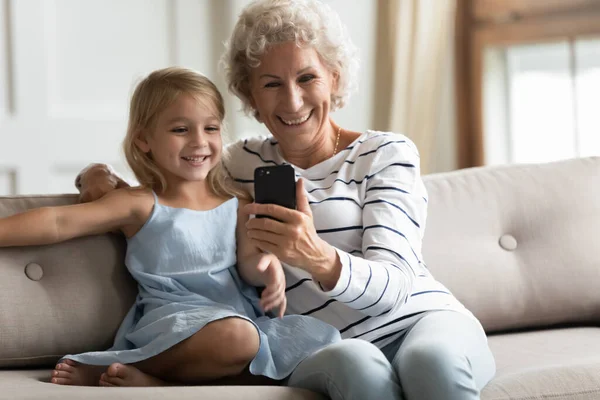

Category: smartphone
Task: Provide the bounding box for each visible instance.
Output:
[254,165,296,219]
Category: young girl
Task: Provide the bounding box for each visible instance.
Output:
[0,67,340,387]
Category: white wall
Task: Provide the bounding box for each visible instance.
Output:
[0,0,454,195]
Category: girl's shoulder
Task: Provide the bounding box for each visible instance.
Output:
[107,187,154,218]
[110,187,154,237]
[236,196,250,212]
[108,186,154,204]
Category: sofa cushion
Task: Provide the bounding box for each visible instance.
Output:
[0,195,137,368]
[1,157,598,370]
[482,327,600,400]
[0,369,324,400]
[422,156,600,333]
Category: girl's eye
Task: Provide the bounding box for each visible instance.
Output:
[205,126,220,132]
[171,127,188,134]
[299,74,315,83]
[264,82,280,88]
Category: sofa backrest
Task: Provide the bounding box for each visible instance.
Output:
[422,156,600,333]
[0,195,136,368]
[0,157,598,367]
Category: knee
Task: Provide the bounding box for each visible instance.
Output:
[288,339,401,400]
[212,318,260,368]
[397,343,461,381]
[309,339,388,374]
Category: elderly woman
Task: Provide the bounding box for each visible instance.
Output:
[77,0,495,399]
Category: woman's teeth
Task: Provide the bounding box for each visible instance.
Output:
[281,113,310,125]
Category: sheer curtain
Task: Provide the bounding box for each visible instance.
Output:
[374,0,456,174]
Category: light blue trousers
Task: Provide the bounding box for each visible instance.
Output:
[286,310,496,400]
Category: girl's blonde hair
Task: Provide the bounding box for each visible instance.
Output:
[123,66,248,200]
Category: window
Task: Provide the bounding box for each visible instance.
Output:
[455,0,600,167]
[483,37,600,164]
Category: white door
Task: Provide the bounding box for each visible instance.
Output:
[0,0,376,196]
[0,0,262,196]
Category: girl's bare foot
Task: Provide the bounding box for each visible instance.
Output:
[51,359,104,386]
[99,363,165,387]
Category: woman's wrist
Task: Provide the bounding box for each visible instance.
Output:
[312,241,342,291]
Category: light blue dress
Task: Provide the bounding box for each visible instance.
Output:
[63,193,341,379]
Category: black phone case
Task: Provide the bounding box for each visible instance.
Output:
[254,165,296,218]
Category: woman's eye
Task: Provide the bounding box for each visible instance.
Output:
[264,82,280,88]
[299,74,315,83]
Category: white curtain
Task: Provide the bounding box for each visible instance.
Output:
[374,0,456,174]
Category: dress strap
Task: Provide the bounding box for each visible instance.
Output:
[151,190,160,205]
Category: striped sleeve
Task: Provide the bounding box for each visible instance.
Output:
[322,139,427,316]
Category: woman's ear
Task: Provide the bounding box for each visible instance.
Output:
[248,96,262,122]
[134,131,151,153]
[332,70,340,93]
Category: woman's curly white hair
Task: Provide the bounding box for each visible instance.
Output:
[221,0,359,118]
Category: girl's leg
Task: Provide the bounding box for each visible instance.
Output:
[390,311,496,400]
[55,316,260,387]
[286,339,403,400]
[131,316,260,384]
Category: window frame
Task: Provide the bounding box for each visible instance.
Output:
[455,0,600,168]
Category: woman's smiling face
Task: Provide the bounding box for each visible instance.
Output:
[248,42,338,146]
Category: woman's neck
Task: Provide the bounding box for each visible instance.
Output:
[279,124,338,169]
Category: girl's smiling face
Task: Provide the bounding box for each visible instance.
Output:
[136,93,222,184]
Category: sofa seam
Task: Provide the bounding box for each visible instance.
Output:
[488,388,600,400]
[0,194,78,200]
[0,354,63,361]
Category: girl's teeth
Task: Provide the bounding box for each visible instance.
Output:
[184,156,206,162]
[281,114,310,125]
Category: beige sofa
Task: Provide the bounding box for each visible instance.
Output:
[1,156,599,400]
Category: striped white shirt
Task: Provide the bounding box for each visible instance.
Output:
[224,130,478,349]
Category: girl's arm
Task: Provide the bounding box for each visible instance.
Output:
[0,188,147,247]
[236,198,287,316]
[236,198,270,287]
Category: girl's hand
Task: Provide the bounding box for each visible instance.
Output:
[256,253,287,318]
[243,179,340,285]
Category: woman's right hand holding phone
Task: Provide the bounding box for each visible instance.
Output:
[256,253,287,318]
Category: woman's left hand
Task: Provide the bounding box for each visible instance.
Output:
[243,179,336,276]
